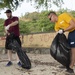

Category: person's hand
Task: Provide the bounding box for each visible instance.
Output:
[5,25,10,30]
[57,29,64,34]
[4,29,10,35]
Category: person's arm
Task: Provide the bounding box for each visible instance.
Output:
[64,19,75,32]
[8,20,18,27]
[4,20,9,35]
[5,17,19,30]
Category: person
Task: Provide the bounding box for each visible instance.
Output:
[4,9,22,67]
[48,11,75,73]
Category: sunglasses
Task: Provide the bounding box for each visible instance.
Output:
[49,17,51,21]
[49,15,52,21]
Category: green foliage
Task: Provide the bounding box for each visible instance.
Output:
[21,11,55,33]
[19,20,30,34]
[0,0,24,10]
[19,10,75,33]
[69,10,75,17]
[0,19,4,35]
[0,19,4,32]
[28,0,64,10]
[0,0,64,10]
[0,10,75,35]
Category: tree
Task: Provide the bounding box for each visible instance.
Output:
[0,0,64,10]
[0,0,24,10]
[28,0,64,10]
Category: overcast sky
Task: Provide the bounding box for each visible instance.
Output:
[0,0,75,19]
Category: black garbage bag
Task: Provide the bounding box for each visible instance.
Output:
[50,33,70,67]
[12,40,31,69]
[8,33,31,69]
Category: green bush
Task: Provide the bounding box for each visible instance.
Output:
[0,10,75,35]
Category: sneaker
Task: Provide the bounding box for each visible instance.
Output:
[17,61,22,67]
[66,68,74,74]
[6,61,13,66]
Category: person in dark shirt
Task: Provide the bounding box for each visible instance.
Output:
[4,9,22,67]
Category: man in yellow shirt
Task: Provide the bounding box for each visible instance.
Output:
[48,11,75,73]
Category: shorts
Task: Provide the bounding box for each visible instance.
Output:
[68,30,75,48]
[5,35,21,50]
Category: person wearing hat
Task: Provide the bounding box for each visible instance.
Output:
[4,9,22,67]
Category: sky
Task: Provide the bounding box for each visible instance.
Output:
[0,0,75,19]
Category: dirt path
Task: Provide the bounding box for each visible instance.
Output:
[0,53,75,75]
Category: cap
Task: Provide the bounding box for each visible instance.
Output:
[5,9,12,13]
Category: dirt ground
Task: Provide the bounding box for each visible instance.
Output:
[0,53,75,75]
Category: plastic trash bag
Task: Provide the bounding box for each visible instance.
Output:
[50,33,70,67]
[8,32,31,69]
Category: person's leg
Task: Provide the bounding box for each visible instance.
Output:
[16,53,22,66]
[14,36,22,66]
[8,50,12,61]
[69,48,75,69]
[16,53,20,63]
[66,31,75,73]
[66,48,75,73]
[6,50,13,66]
[6,33,14,66]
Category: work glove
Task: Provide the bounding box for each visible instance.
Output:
[4,29,10,35]
[57,29,64,34]
[5,25,10,30]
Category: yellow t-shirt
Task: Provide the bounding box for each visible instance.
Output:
[55,12,75,32]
